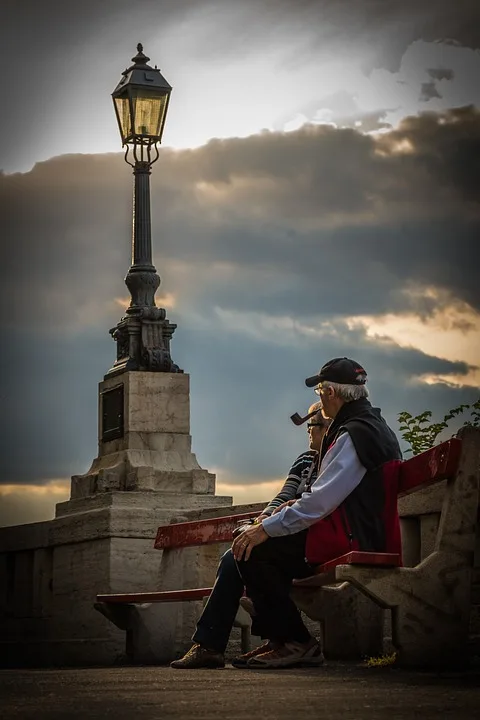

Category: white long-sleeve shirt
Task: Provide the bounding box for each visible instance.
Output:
[262,432,366,537]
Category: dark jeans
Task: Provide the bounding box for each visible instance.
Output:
[237,530,314,645]
[192,548,245,653]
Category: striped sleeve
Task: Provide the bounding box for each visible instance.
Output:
[261,450,318,516]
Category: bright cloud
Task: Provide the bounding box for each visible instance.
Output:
[0,476,275,528]
[214,467,284,507]
[0,480,70,527]
[345,286,480,387]
[114,293,176,312]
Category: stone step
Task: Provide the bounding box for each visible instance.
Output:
[56,487,230,518]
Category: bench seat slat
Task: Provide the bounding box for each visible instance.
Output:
[96,588,213,604]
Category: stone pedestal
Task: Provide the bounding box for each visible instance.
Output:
[68,371,215,502]
[0,370,232,667]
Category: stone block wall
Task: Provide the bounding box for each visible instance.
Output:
[0,491,234,667]
[397,482,480,658]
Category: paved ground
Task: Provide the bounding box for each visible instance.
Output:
[1,662,480,720]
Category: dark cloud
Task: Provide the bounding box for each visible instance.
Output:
[2,106,479,331]
[0,327,112,484]
[428,68,455,81]
[419,81,441,101]
[381,106,480,205]
[0,316,474,485]
[283,0,480,74]
[195,0,480,66]
[1,107,479,492]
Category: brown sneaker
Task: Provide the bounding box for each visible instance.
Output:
[170,643,225,669]
[247,638,325,669]
[231,641,280,668]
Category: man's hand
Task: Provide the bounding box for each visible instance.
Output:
[232,522,269,561]
[271,499,296,515]
[255,513,269,523]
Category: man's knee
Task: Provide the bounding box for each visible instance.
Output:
[237,541,273,572]
[220,548,234,566]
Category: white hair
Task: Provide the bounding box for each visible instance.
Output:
[322,381,369,402]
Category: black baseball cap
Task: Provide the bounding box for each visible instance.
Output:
[305,357,367,387]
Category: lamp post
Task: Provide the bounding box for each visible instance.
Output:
[108,43,181,376]
[63,43,223,593]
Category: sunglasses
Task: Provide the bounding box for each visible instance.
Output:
[307,422,326,429]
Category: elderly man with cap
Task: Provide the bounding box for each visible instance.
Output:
[170,402,330,669]
[230,357,402,669]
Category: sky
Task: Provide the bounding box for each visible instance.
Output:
[0,0,479,527]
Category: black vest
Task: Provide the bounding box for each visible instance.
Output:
[320,398,402,551]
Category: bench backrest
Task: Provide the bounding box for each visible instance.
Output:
[155,438,463,551]
[397,438,461,497]
[154,511,257,549]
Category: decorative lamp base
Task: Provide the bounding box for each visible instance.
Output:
[107,306,182,377]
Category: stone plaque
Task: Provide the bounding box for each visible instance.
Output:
[101,384,124,442]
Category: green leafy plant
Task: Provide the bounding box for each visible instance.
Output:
[398,398,480,456]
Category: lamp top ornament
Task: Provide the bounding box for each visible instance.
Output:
[112,43,172,146]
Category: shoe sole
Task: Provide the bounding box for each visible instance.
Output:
[231,642,279,668]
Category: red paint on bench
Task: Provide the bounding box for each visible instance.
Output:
[398,438,462,497]
[154,511,258,550]
[96,587,213,604]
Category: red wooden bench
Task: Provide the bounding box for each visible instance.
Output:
[293,428,480,668]
[96,428,480,668]
[98,437,461,604]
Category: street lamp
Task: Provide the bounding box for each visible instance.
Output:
[108,43,181,376]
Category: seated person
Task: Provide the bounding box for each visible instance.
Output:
[170,402,329,669]
[231,357,402,669]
